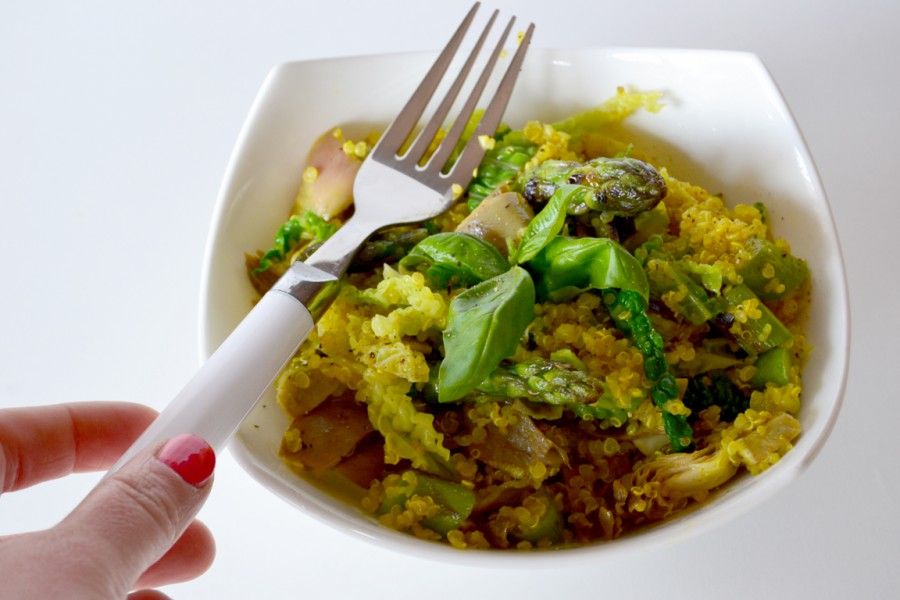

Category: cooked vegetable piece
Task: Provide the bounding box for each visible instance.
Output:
[550,89,663,138]
[682,261,724,294]
[527,237,649,302]
[724,410,802,475]
[514,493,562,543]
[629,409,799,508]
[253,210,337,274]
[647,258,726,325]
[723,284,793,354]
[632,442,738,500]
[472,360,629,423]
[675,346,745,377]
[334,434,386,488]
[467,138,537,209]
[628,201,670,248]
[487,492,563,547]
[455,191,533,256]
[350,226,430,272]
[400,232,509,288]
[522,157,666,218]
[280,394,373,471]
[683,371,750,422]
[378,471,476,535]
[438,267,535,403]
[469,413,564,479]
[604,289,693,451]
[750,347,792,388]
[294,131,362,219]
[737,237,809,300]
[473,481,530,515]
[276,363,344,417]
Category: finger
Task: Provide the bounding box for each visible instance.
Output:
[55,434,215,597]
[128,590,172,600]
[135,519,216,589]
[0,401,157,492]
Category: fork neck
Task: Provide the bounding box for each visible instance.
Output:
[305,216,381,278]
[270,216,382,317]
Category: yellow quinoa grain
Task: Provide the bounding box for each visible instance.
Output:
[301,166,318,184]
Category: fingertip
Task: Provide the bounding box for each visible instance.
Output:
[155,434,216,488]
[128,590,173,600]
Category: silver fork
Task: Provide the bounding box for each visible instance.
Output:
[106,3,534,473]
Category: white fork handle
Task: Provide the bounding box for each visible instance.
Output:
[106,290,313,474]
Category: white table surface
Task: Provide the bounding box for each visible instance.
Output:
[1,1,898,597]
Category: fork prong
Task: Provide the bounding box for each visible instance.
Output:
[424,15,515,173]
[371,3,480,160]
[400,9,499,167]
[446,22,534,184]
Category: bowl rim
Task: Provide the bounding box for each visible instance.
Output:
[198,46,850,566]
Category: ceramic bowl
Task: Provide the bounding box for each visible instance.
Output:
[199,48,849,564]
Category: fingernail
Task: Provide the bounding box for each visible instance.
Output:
[156,434,216,487]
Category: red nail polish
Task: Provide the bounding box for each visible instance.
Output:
[156,434,215,487]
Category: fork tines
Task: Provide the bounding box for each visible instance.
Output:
[371,3,534,188]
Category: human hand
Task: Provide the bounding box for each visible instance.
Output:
[0,402,216,599]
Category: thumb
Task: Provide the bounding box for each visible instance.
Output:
[57,434,215,595]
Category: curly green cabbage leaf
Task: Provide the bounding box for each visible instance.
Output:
[255,210,337,273]
[362,371,452,477]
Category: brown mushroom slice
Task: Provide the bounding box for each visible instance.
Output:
[335,433,386,488]
[470,414,565,480]
[455,191,533,256]
[276,369,344,419]
[294,131,362,220]
[280,392,373,472]
[245,252,283,296]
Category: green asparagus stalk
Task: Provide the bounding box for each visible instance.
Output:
[737,237,809,300]
[722,284,793,354]
[349,226,431,272]
[472,359,629,423]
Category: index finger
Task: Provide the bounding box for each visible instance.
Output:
[0,402,157,493]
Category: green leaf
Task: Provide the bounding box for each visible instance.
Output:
[438,267,535,403]
[467,140,537,208]
[400,232,509,288]
[551,90,663,137]
[528,237,649,302]
[255,210,337,273]
[513,185,588,264]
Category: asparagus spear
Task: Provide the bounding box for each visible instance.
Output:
[472,359,629,423]
[522,156,666,218]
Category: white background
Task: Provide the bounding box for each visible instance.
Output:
[1,1,898,598]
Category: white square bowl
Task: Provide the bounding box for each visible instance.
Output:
[199,48,849,565]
